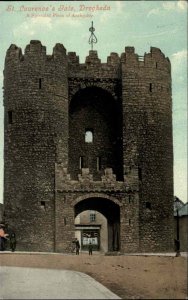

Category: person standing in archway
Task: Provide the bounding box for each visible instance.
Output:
[75,238,80,255]
[10,232,17,252]
[88,242,93,255]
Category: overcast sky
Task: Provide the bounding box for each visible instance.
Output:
[0,0,187,203]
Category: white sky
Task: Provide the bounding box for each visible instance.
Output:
[0,0,187,203]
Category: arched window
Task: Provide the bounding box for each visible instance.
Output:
[85,129,93,143]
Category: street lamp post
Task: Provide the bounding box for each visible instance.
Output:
[174,198,181,257]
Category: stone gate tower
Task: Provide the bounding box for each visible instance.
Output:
[3,41,174,252]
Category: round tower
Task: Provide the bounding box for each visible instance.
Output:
[4,41,68,251]
[121,46,174,251]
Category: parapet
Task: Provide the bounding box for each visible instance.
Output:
[150,47,165,57]
[55,165,132,192]
[52,43,67,58]
[144,47,171,71]
[121,46,170,71]
[68,52,79,64]
[121,46,138,65]
[4,41,171,74]
[107,53,120,65]
[125,46,135,54]
[5,41,67,65]
[85,50,101,64]
[25,40,46,55]
[5,44,23,62]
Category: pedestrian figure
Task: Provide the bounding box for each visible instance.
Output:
[0,224,9,251]
[71,239,76,253]
[10,232,17,252]
[88,242,93,255]
[75,238,80,255]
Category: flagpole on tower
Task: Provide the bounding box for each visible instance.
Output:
[88,21,98,50]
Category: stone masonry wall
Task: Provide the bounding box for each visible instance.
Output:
[3,41,174,252]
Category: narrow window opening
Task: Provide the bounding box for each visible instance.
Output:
[89,211,96,222]
[129,219,131,226]
[79,156,84,169]
[146,202,151,210]
[149,83,153,92]
[40,201,46,210]
[8,111,13,124]
[85,129,93,143]
[129,195,131,203]
[64,217,67,225]
[39,78,42,89]
[156,62,158,69]
[97,157,101,171]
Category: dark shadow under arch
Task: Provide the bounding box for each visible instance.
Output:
[68,86,123,181]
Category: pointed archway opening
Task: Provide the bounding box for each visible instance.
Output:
[74,197,120,252]
[69,86,123,181]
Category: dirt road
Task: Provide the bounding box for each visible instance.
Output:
[0,252,187,299]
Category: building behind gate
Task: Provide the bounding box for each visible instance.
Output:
[3,41,174,252]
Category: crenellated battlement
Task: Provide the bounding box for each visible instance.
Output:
[5,44,24,62]
[24,40,46,55]
[68,52,79,64]
[121,46,170,71]
[107,52,120,65]
[55,165,137,192]
[5,40,67,64]
[5,40,170,73]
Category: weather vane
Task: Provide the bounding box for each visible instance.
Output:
[88,21,97,50]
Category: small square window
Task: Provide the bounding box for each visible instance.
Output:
[89,211,96,222]
[40,201,46,209]
[146,202,151,210]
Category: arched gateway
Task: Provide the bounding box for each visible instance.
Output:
[4,41,174,253]
[74,195,121,252]
[54,167,133,253]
